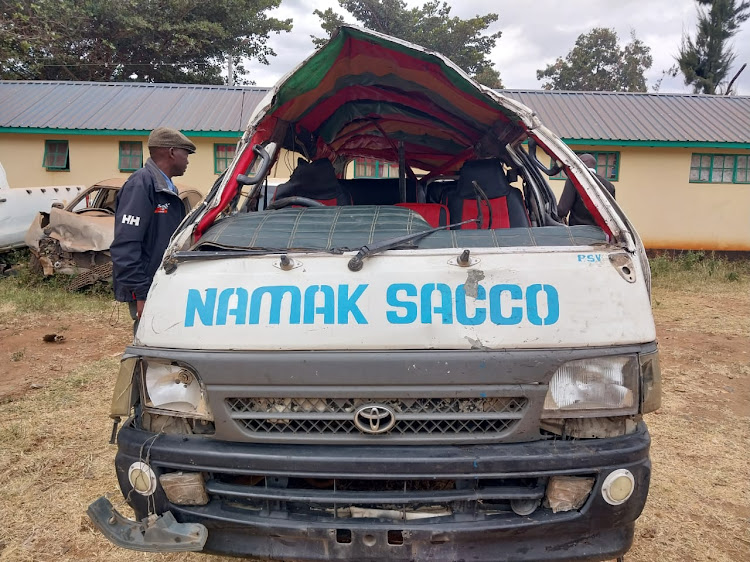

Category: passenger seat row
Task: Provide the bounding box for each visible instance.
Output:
[271,158,530,229]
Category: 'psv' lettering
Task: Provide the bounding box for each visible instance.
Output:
[121,214,140,226]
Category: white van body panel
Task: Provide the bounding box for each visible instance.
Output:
[139,247,655,351]
[0,162,84,251]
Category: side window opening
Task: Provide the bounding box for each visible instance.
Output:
[352,157,399,178]
[119,141,143,172]
[43,140,69,171]
[549,151,620,181]
[690,153,749,184]
[215,144,237,174]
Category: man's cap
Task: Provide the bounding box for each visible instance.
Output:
[579,153,597,167]
[148,127,196,154]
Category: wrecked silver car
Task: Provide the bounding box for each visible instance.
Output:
[25,178,202,289]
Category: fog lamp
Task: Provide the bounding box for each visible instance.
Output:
[601,469,635,505]
[159,472,209,506]
[128,461,157,496]
[544,475,595,513]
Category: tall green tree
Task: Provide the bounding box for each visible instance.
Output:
[676,0,750,94]
[536,28,652,92]
[313,0,503,88]
[0,0,292,83]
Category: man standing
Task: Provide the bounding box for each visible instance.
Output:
[557,153,616,226]
[112,127,196,324]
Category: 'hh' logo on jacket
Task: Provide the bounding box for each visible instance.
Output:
[121,214,140,226]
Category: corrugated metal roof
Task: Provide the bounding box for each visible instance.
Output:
[500,90,750,144]
[0,81,748,144]
[0,81,268,133]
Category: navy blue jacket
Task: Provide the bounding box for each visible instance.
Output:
[557,173,616,227]
[112,159,185,302]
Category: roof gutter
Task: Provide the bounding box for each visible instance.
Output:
[562,139,750,149]
[2,128,745,149]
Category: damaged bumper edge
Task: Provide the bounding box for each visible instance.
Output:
[86,496,207,552]
[105,422,651,560]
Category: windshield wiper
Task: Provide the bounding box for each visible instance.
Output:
[164,246,342,273]
[347,219,474,271]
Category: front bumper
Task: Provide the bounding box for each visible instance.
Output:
[105,421,651,561]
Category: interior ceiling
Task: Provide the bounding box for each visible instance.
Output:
[255,26,526,173]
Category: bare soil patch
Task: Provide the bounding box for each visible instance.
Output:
[628,283,750,562]
[0,306,131,401]
[0,280,748,561]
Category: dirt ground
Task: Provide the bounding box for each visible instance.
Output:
[0,280,748,562]
[0,304,131,400]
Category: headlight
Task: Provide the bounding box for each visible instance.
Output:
[542,355,638,418]
[141,359,213,420]
[640,349,661,414]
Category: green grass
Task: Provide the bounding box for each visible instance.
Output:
[0,249,114,314]
[2,249,747,314]
[649,251,749,289]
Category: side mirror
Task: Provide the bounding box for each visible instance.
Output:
[236,144,272,186]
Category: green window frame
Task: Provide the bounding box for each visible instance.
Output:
[214,144,236,174]
[690,153,750,184]
[43,140,69,170]
[118,141,143,171]
[550,151,620,181]
[353,157,399,178]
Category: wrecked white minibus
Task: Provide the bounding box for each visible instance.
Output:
[89,26,661,562]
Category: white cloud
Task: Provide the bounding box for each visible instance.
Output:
[240,0,750,94]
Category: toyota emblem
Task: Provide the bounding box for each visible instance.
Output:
[353,404,397,434]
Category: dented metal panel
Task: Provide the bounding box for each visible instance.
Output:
[26,207,114,252]
[140,247,656,351]
[0,166,84,251]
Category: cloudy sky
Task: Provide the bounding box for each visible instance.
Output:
[243,0,750,94]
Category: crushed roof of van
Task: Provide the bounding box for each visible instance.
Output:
[243,26,536,173]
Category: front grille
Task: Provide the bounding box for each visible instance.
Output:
[203,474,549,523]
[225,397,527,442]
[228,397,526,415]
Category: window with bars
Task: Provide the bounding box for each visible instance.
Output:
[690,154,750,184]
[352,157,399,178]
[214,144,236,174]
[118,141,143,171]
[550,151,620,181]
[43,140,69,170]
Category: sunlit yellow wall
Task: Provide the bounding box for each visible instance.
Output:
[552,145,750,251]
[270,149,299,179]
[0,133,242,194]
[2,133,749,250]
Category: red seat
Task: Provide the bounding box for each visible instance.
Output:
[395,203,449,228]
[444,159,529,229]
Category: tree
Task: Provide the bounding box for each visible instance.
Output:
[312,0,503,88]
[676,0,750,94]
[0,0,292,83]
[536,28,652,92]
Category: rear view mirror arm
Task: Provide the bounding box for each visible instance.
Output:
[527,138,563,177]
[237,145,273,212]
[236,144,272,187]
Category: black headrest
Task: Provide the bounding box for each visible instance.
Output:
[456,159,512,199]
[274,158,343,200]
